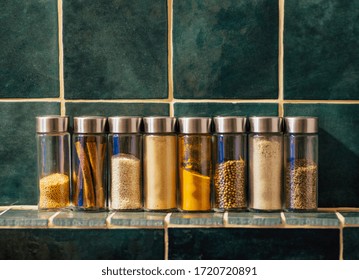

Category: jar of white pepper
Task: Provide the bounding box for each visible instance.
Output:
[143,117,177,211]
[36,116,71,210]
[249,117,283,212]
[72,116,107,211]
[284,117,318,212]
[213,116,247,212]
[108,117,142,211]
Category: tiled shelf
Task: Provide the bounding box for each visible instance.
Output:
[0,208,349,229]
[284,212,340,227]
[227,212,282,226]
[1,207,358,260]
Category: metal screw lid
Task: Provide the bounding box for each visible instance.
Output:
[108,116,142,133]
[73,116,107,134]
[249,117,283,133]
[213,116,246,133]
[284,117,318,133]
[36,115,69,133]
[178,117,212,134]
[143,117,176,133]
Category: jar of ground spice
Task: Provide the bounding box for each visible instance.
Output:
[72,116,107,211]
[36,116,71,210]
[213,116,247,212]
[178,117,212,212]
[108,117,142,211]
[249,117,283,212]
[143,117,177,211]
[284,117,318,211]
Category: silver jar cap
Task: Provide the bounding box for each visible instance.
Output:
[108,116,142,133]
[213,116,246,133]
[284,117,318,133]
[36,115,69,133]
[178,117,212,134]
[74,116,107,133]
[143,117,176,133]
[249,117,283,133]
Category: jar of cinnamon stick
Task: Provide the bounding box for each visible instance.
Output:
[72,116,107,211]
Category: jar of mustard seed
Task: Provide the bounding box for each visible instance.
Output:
[143,117,177,211]
[213,116,247,212]
[248,117,283,212]
[36,116,71,210]
[72,116,107,211]
[284,117,318,212]
[108,117,142,211]
[178,117,212,212]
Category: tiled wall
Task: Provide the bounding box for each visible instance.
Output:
[0,0,359,259]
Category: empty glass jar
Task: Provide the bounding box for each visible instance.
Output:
[284,117,318,211]
[143,117,177,211]
[72,116,107,211]
[178,117,212,211]
[213,116,247,211]
[36,116,71,210]
[108,117,142,211]
[249,117,283,212]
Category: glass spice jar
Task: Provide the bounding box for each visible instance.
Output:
[143,117,177,211]
[213,116,247,212]
[178,117,212,212]
[284,117,318,212]
[249,117,283,212]
[36,116,71,210]
[108,117,142,211]
[72,116,107,211]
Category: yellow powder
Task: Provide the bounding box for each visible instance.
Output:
[180,168,211,211]
[39,173,70,209]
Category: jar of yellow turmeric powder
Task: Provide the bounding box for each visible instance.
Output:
[178,117,212,212]
[36,116,71,210]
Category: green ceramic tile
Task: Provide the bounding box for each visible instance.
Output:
[340,212,359,225]
[173,0,278,99]
[0,210,55,227]
[0,102,60,205]
[284,213,339,226]
[65,102,169,117]
[169,228,339,260]
[110,212,166,227]
[0,0,59,97]
[344,228,359,260]
[284,0,359,99]
[227,212,282,226]
[52,212,107,227]
[174,103,278,117]
[63,0,167,99]
[285,104,359,207]
[169,213,223,226]
[0,229,164,259]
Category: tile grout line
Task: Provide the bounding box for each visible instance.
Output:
[0,207,11,216]
[167,0,174,117]
[223,212,229,227]
[58,0,65,116]
[1,98,359,104]
[280,212,286,225]
[48,211,61,227]
[278,0,285,117]
[336,212,345,260]
[105,212,116,228]
[164,213,171,260]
